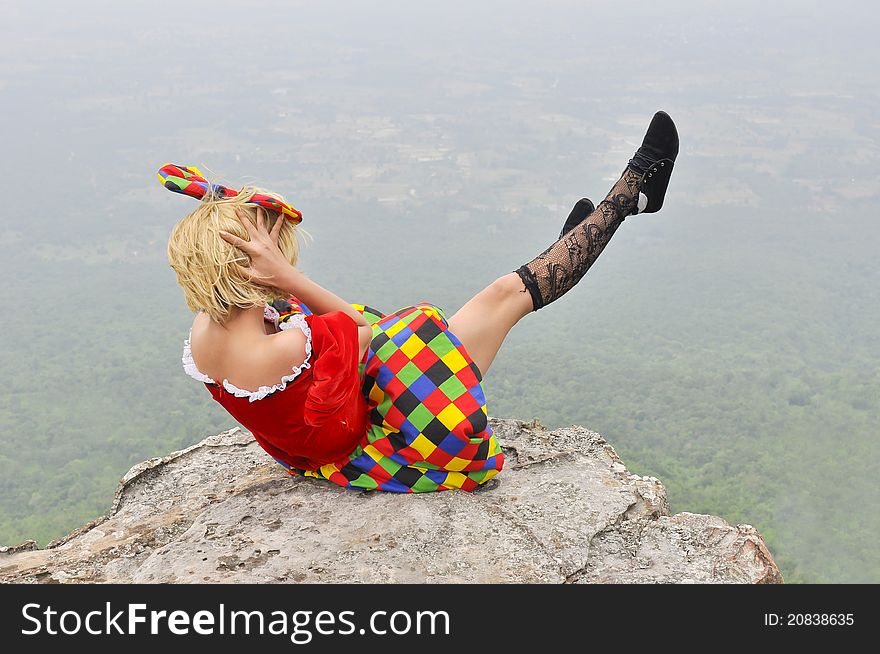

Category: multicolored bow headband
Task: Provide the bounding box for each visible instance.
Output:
[157,163,303,223]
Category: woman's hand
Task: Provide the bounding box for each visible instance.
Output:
[219,207,291,288]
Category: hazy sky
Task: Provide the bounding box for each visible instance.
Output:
[0,0,874,270]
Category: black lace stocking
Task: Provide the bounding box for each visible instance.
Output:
[514,168,641,311]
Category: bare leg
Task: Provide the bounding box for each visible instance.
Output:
[447,273,532,376]
[449,111,679,378]
[448,173,638,377]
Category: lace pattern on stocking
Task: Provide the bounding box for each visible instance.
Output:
[515,169,640,310]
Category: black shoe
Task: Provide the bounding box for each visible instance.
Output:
[559,197,595,239]
[628,110,679,214]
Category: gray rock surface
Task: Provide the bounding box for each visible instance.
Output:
[0,418,782,584]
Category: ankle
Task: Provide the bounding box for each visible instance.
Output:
[600,169,641,219]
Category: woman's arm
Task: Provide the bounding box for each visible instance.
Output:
[274,267,369,328]
[278,269,372,358]
[282,268,373,357]
[220,208,372,355]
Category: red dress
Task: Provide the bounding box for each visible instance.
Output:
[189,311,367,471]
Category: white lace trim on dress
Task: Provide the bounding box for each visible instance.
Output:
[263,304,280,326]
[181,312,312,403]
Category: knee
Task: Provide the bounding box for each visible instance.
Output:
[486,273,527,302]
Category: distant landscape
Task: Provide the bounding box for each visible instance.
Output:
[1,0,877,582]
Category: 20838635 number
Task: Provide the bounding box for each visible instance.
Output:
[787,614,854,626]
[764,613,855,626]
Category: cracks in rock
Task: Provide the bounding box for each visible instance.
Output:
[563,499,640,584]
[0,541,38,554]
[501,441,580,471]
[480,500,560,575]
[563,485,662,584]
[508,450,575,471]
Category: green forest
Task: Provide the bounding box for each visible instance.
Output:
[1,0,878,584]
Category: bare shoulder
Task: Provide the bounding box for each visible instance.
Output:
[269,325,309,366]
[188,312,214,357]
[188,312,310,388]
[253,326,310,386]
[191,311,211,333]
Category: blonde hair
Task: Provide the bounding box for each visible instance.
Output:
[167,185,307,324]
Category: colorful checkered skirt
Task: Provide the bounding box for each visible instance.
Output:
[275,298,505,492]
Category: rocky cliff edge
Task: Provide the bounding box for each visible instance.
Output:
[0,418,782,584]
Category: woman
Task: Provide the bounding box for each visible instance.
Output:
[164,111,679,493]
